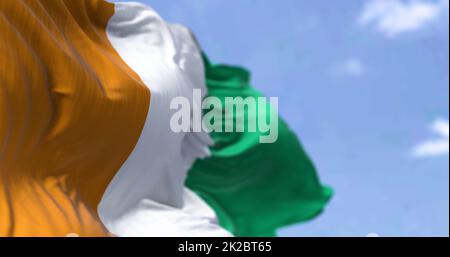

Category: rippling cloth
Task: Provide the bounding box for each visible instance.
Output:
[0,0,151,236]
[0,0,331,237]
[187,56,333,236]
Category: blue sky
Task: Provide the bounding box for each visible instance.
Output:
[115,0,449,236]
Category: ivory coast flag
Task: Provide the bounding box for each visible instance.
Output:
[0,1,332,237]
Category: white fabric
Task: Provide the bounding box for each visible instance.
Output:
[98,2,231,237]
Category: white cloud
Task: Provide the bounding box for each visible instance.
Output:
[412,119,449,158]
[359,0,449,37]
[331,58,366,77]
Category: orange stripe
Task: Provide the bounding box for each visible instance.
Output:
[0,0,150,236]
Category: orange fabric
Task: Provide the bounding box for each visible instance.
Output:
[0,0,150,236]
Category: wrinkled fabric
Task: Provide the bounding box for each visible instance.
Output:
[0,0,149,236]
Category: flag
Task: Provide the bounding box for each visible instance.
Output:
[0,0,331,237]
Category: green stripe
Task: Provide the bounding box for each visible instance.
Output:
[186,54,332,236]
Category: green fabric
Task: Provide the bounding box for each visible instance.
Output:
[186,55,332,237]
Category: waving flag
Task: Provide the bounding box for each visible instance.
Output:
[0,0,331,237]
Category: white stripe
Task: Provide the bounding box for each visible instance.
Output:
[98,2,231,237]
